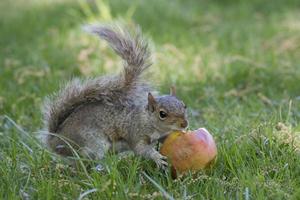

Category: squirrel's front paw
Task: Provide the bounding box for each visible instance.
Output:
[152,152,168,169]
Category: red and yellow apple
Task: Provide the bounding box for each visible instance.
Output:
[160,128,217,174]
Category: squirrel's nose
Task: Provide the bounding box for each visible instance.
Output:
[180,120,188,128]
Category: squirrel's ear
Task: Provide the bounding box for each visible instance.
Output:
[147,92,156,112]
[170,86,176,96]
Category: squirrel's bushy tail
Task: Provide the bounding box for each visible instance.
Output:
[42,24,152,135]
[87,24,152,88]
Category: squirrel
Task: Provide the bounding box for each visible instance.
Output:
[40,24,188,168]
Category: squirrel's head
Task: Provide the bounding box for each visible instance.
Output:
[146,87,188,133]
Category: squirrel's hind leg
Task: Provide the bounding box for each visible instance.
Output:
[75,133,111,172]
[110,139,130,153]
[79,132,112,160]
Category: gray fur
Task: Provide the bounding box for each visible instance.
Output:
[41,25,188,168]
[86,24,151,89]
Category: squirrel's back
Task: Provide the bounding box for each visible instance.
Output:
[42,25,153,137]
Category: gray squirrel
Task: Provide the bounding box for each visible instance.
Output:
[40,24,188,168]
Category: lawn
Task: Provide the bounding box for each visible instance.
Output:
[1,0,300,199]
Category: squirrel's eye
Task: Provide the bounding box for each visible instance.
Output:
[159,111,168,119]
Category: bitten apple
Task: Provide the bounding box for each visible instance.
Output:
[160,128,217,174]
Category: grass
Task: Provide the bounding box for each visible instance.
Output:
[1,0,300,199]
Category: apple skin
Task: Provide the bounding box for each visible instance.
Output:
[160,128,217,174]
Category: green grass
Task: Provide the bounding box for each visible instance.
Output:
[1,0,300,199]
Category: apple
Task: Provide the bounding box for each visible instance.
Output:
[160,128,217,174]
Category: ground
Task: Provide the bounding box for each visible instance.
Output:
[0,0,300,199]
